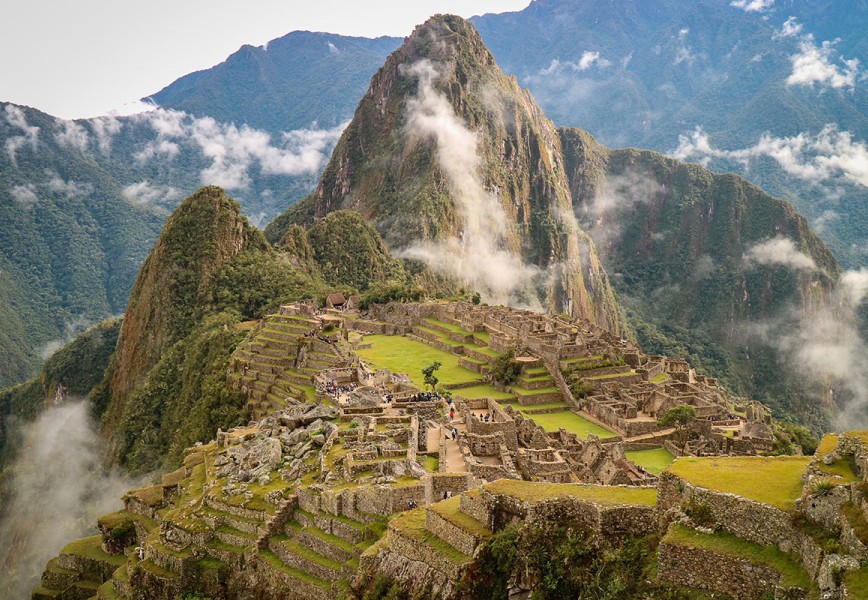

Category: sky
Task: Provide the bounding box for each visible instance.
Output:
[0,1,531,120]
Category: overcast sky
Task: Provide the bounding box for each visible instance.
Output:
[0,1,531,119]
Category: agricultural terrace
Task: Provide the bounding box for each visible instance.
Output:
[485,479,657,506]
[666,456,811,511]
[625,447,676,474]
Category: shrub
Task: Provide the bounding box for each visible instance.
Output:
[490,348,522,386]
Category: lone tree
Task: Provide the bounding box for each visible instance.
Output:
[657,404,697,429]
[490,348,522,386]
[422,361,441,391]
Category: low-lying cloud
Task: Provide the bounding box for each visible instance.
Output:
[539,51,611,75]
[55,120,90,152]
[671,125,868,188]
[787,39,860,90]
[745,236,817,271]
[397,60,542,306]
[0,402,139,599]
[131,109,347,190]
[122,180,181,207]
[4,105,39,166]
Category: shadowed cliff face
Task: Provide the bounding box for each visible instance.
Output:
[102,186,264,453]
[268,15,624,333]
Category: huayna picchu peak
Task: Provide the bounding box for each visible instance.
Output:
[1,8,866,600]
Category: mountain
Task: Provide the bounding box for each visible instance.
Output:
[265,15,840,426]
[0,104,164,389]
[0,98,342,389]
[149,31,401,133]
[145,0,867,267]
[268,15,624,332]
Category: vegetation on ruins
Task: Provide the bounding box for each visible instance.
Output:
[489,348,522,386]
[421,361,441,392]
[658,405,698,430]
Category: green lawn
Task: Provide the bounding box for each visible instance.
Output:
[485,479,657,506]
[523,410,617,438]
[843,566,868,599]
[664,524,813,590]
[456,384,515,400]
[356,335,481,388]
[422,317,474,336]
[626,447,676,475]
[666,456,811,511]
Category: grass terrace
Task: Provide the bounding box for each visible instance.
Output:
[664,524,814,592]
[484,479,657,506]
[356,334,481,388]
[522,410,617,439]
[843,566,868,599]
[61,535,128,567]
[666,456,811,511]
[815,434,839,458]
[453,384,515,401]
[626,447,676,475]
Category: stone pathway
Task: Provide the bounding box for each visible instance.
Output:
[442,407,467,474]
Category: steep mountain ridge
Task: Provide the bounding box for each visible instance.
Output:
[269,15,623,332]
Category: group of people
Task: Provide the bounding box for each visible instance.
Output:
[407,499,419,509]
[322,380,355,399]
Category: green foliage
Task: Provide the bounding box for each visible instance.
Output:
[568,380,595,399]
[209,250,326,319]
[358,282,424,310]
[111,312,248,474]
[471,292,481,305]
[363,574,408,600]
[422,362,441,391]
[771,423,819,456]
[306,211,408,292]
[658,404,697,429]
[684,501,716,529]
[460,525,519,599]
[489,348,522,386]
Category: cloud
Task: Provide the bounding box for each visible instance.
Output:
[730,0,774,12]
[90,115,122,153]
[539,51,611,75]
[774,16,803,39]
[55,119,89,151]
[47,173,92,197]
[4,105,39,165]
[397,60,542,305]
[787,39,860,90]
[744,236,817,271]
[122,180,181,207]
[580,169,665,250]
[328,42,339,55]
[10,184,38,208]
[674,29,695,65]
[131,109,346,190]
[134,139,180,164]
[671,125,868,188]
[0,401,140,599]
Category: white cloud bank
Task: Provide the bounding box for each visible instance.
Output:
[131,109,347,190]
[539,51,611,75]
[671,125,868,188]
[787,39,860,90]
[4,105,39,165]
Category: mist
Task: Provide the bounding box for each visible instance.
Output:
[0,401,138,599]
[398,59,541,306]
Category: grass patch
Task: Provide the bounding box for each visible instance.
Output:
[61,535,127,566]
[484,480,657,506]
[815,458,859,483]
[664,524,813,591]
[389,508,470,565]
[626,447,676,475]
[258,549,330,587]
[650,373,669,384]
[666,456,811,511]
[522,411,617,438]
[356,335,481,388]
[815,434,839,458]
[512,385,560,396]
[422,317,474,336]
[430,496,492,538]
[843,566,868,599]
[423,455,439,473]
[455,384,514,400]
